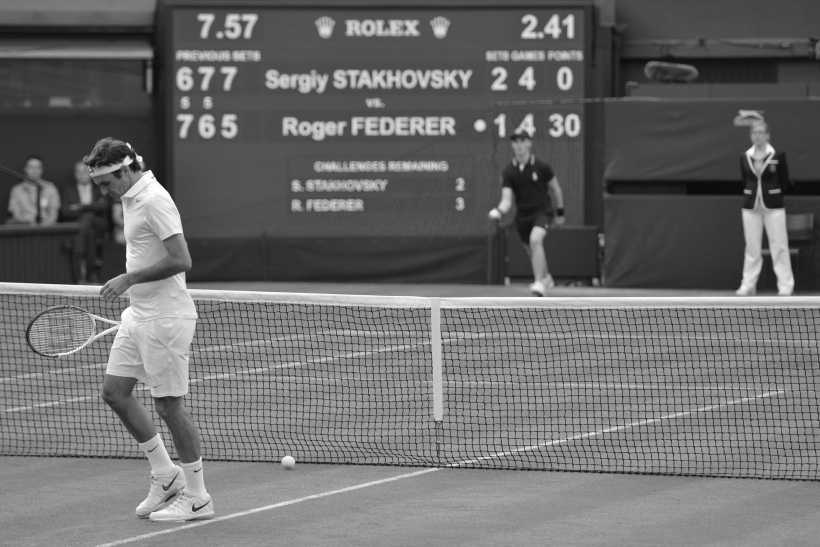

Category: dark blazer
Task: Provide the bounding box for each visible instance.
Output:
[60,182,110,223]
[740,147,790,210]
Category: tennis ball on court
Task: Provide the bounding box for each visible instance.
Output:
[282,455,296,469]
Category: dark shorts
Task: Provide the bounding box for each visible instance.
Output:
[515,211,552,243]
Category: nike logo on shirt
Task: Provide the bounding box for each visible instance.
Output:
[162,472,180,491]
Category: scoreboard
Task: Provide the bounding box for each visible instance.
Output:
[160,2,590,240]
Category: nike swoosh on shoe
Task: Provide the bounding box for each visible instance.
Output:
[162,472,180,491]
[192,501,210,512]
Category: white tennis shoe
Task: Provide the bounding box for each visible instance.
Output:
[149,491,214,522]
[543,274,555,289]
[530,275,555,297]
[136,466,185,518]
[735,286,756,296]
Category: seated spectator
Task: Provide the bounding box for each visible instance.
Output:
[6,156,60,225]
[61,161,111,284]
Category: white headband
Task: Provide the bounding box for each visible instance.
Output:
[86,143,143,176]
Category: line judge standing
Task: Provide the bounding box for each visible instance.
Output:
[84,137,214,522]
[736,120,793,296]
[489,128,566,296]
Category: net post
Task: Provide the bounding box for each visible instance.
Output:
[431,297,443,465]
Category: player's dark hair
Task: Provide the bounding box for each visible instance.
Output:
[24,155,43,166]
[83,137,143,179]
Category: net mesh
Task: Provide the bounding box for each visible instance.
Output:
[2,283,819,480]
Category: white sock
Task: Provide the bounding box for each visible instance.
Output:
[180,459,207,498]
[138,434,174,474]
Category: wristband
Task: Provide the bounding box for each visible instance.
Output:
[556,208,565,216]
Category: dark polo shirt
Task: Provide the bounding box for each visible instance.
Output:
[501,155,555,217]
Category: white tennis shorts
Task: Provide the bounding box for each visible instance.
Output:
[106,307,197,398]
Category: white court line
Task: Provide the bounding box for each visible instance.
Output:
[5,326,810,386]
[0,334,337,384]
[189,329,820,356]
[92,468,441,547]
[4,380,794,414]
[91,388,786,547]
[446,389,788,467]
[1,341,427,413]
[0,330,423,383]
[0,362,106,383]
[194,333,303,354]
[195,330,422,354]
[191,341,426,384]
[442,380,803,392]
[444,331,819,346]
[2,384,151,414]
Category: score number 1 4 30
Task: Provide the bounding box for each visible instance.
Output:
[493,112,581,139]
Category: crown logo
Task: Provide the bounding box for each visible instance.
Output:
[733,109,765,127]
[430,16,450,39]
[315,16,335,39]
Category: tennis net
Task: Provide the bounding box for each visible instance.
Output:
[2,282,819,480]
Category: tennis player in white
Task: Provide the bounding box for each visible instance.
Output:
[83,137,213,522]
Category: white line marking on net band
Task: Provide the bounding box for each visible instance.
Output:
[92,467,441,547]
[447,389,788,467]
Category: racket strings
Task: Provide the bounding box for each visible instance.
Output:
[29,308,95,355]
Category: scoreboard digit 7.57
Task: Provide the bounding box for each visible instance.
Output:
[160,2,590,239]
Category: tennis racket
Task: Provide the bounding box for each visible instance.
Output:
[26,305,120,358]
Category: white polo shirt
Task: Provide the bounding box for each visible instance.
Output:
[121,171,197,321]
